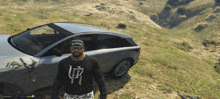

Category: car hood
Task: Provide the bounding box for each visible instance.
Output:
[0,35,35,70]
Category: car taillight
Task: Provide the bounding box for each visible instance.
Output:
[138,48,141,52]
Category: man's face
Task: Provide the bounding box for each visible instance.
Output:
[70,46,85,57]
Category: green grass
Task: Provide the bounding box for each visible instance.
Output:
[1,0,220,98]
[133,36,219,98]
[33,0,62,3]
[94,91,100,99]
[135,0,167,16]
[34,0,49,2]
[202,58,214,65]
[119,93,135,99]
[167,70,220,98]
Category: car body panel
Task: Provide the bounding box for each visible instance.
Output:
[22,51,95,93]
[0,55,40,93]
[0,22,141,95]
[54,23,104,33]
[35,32,132,57]
[0,52,95,94]
[54,23,132,37]
[0,35,26,59]
[91,46,140,73]
[0,35,35,69]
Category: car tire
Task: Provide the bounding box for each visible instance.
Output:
[109,59,131,79]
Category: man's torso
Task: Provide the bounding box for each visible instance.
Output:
[59,55,96,95]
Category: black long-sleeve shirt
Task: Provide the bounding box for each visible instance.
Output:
[51,55,107,98]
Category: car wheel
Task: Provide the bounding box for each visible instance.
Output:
[110,60,131,79]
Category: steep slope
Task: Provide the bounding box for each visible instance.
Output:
[66,3,162,29]
[0,0,220,99]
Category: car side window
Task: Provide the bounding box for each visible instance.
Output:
[61,35,95,54]
[94,34,132,50]
[42,34,96,56]
[30,26,62,48]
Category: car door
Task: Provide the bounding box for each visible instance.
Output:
[91,34,132,73]
[28,47,70,91]
[33,34,96,89]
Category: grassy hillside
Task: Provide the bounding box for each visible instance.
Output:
[0,0,220,99]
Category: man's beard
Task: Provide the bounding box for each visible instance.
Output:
[72,52,82,57]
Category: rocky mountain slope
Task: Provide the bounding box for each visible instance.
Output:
[0,0,220,99]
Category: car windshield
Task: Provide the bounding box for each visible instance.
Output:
[12,24,72,56]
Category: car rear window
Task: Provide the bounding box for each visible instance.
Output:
[95,34,135,49]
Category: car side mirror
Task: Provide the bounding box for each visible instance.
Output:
[52,48,62,56]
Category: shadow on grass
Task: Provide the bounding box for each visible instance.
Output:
[25,73,131,99]
[116,26,126,29]
[167,0,194,8]
[93,73,131,96]
[212,2,220,8]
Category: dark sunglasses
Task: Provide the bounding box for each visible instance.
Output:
[70,47,83,50]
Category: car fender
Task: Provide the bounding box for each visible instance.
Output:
[0,55,40,94]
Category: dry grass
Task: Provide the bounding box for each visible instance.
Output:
[186,0,215,9]
[0,0,220,98]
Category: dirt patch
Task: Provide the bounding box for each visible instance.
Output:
[65,3,161,29]
[30,73,132,99]
[29,72,183,99]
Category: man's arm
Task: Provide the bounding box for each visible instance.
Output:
[92,58,107,98]
[51,61,64,99]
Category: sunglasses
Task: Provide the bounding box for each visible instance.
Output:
[70,47,83,50]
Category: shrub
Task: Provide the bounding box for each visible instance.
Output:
[164,5,172,11]
[213,6,220,13]
[214,59,220,74]
[203,39,209,47]
[118,23,126,28]
[177,7,186,15]
[203,39,218,47]
[139,2,143,5]
[168,65,179,70]
[206,14,216,21]
[214,65,220,74]
[210,40,217,45]
[150,14,159,22]
[159,87,172,93]
[177,42,193,51]
[194,23,208,32]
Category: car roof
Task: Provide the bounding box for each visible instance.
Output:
[53,22,133,39]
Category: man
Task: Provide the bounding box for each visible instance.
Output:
[51,40,107,99]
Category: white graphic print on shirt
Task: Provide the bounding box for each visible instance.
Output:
[68,65,84,85]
